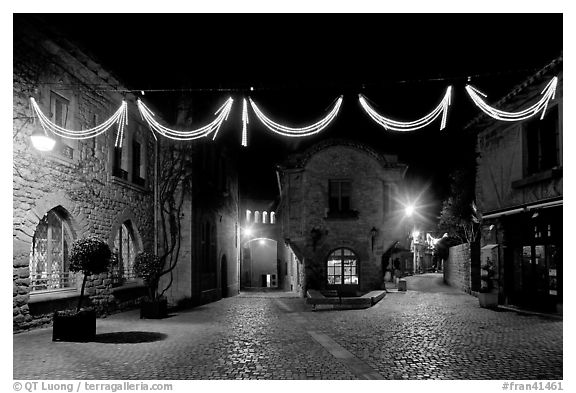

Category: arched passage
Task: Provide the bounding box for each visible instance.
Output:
[241,238,278,289]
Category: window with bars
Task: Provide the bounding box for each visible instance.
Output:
[112,222,137,284]
[327,248,359,286]
[29,209,74,292]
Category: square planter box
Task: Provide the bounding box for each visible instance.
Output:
[52,309,96,342]
[140,298,168,319]
[478,292,498,308]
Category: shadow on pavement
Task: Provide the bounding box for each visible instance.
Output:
[92,331,167,344]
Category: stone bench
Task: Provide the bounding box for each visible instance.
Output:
[306,289,386,310]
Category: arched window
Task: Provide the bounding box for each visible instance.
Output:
[254,211,260,223]
[270,212,276,224]
[262,211,268,224]
[113,221,137,281]
[327,248,358,286]
[29,208,74,292]
[246,210,252,223]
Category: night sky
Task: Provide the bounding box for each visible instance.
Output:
[24,13,563,216]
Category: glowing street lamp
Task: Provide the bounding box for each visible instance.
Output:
[405,204,415,217]
[30,129,56,151]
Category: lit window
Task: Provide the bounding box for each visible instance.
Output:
[29,208,74,292]
[327,248,358,286]
[254,211,260,223]
[246,210,252,223]
[262,211,268,224]
[270,212,276,224]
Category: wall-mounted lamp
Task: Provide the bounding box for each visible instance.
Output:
[310,227,323,251]
[30,129,55,151]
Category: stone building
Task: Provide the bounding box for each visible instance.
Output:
[160,140,241,306]
[13,17,157,331]
[13,17,241,332]
[239,198,300,292]
[277,140,408,295]
[468,57,563,312]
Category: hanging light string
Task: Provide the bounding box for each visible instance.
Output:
[358,86,453,131]
[29,97,128,146]
[137,97,234,141]
[248,96,343,137]
[465,76,558,121]
[241,98,249,147]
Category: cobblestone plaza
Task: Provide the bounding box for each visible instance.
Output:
[13,274,562,380]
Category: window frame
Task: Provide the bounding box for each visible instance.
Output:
[523,105,560,177]
[29,209,75,294]
[326,247,359,287]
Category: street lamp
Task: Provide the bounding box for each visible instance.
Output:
[30,129,56,151]
[404,204,418,274]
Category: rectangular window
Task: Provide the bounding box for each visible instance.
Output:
[113,146,128,180]
[525,105,560,176]
[132,139,145,186]
[50,92,74,159]
[329,180,351,213]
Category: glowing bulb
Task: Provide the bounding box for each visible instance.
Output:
[30,133,56,151]
[412,230,420,238]
[405,205,414,217]
[243,227,253,237]
[259,239,266,246]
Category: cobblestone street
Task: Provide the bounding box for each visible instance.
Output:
[13,274,562,380]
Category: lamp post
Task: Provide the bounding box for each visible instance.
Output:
[405,204,418,275]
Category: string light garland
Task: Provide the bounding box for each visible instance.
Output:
[249,96,343,137]
[137,98,234,141]
[359,86,453,131]
[30,97,128,147]
[465,76,558,121]
[241,98,249,147]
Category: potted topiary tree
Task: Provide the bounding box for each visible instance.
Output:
[134,251,167,319]
[52,236,112,341]
[479,257,498,308]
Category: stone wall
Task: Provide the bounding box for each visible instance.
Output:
[444,243,472,294]
[280,141,407,293]
[13,19,156,331]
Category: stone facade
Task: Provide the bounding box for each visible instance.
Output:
[239,198,299,293]
[278,140,408,294]
[470,58,563,311]
[13,18,157,331]
[444,243,472,294]
[159,125,241,307]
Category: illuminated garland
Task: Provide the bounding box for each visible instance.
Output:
[30,97,128,147]
[465,76,558,121]
[137,98,234,141]
[359,87,452,131]
[249,96,343,137]
[241,98,248,147]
